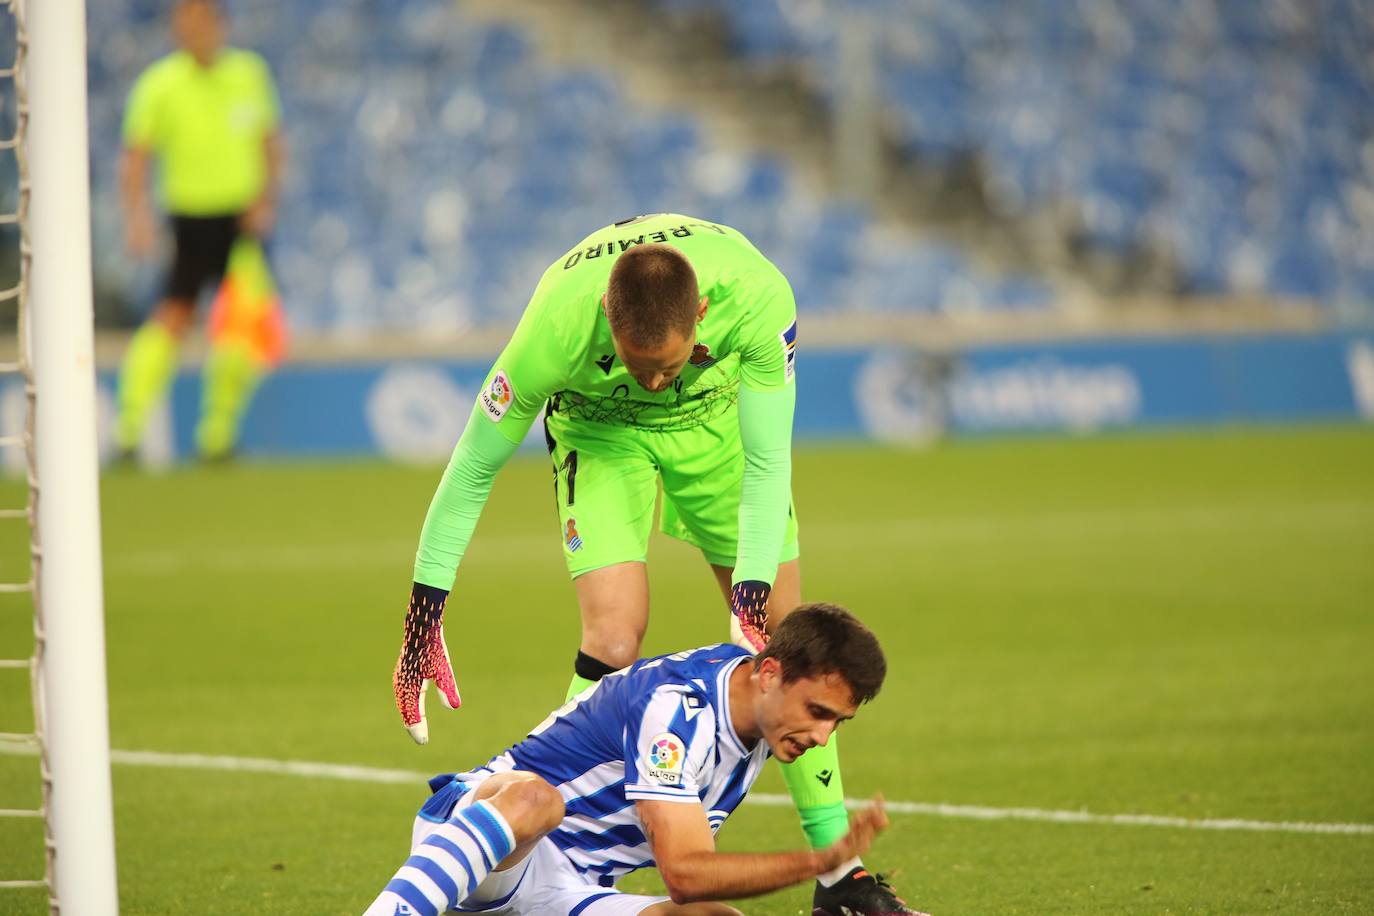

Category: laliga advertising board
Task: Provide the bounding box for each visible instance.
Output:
[1,331,1369,463]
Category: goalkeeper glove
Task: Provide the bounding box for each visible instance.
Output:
[730,579,771,652]
[393,582,461,744]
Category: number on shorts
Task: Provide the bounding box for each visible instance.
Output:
[559,449,579,507]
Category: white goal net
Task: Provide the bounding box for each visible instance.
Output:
[1,0,118,912]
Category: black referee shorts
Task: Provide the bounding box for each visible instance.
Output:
[163,213,243,304]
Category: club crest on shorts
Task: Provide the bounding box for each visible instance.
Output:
[778,319,797,382]
[646,732,685,786]
[564,518,583,552]
[480,370,514,421]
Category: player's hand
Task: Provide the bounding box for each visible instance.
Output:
[240,196,276,237]
[393,582,462,745]
[730,580,771,652]
[125,207,157,259]
[818,795,889,871]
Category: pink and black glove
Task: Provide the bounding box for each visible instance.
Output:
[393,583,461,744]
[730,580,772,652]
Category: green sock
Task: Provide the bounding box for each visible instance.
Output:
[196,339,263,459]
[780,733,850,849]
[116,321,178,452]
[564,673,598,702]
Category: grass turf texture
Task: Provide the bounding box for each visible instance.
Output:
[1,425,1371,914]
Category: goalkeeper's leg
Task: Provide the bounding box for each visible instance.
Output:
[543,416,659,702]
[563,561,650,700]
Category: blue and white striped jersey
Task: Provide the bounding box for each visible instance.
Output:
[424,643,771,886]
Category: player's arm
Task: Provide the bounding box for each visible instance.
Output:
[411,288,569,588]
[622,686,883,903]
[392,412,522,743]
[120,68,161,259]
[119,147,155,258]
[244,57,284,237]
[394,277,571,743]
[729,279,799,650]
[637,797,887,904]
[264,130,285,200]
[242,129,284,237]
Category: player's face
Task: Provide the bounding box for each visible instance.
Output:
[612,328,695,393]
[756,665,859,764]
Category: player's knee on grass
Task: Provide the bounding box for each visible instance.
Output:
[472,772,564,844]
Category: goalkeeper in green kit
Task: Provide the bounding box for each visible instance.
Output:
[393,214,918,915]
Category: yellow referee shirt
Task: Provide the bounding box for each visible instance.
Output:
[122,48,280,216]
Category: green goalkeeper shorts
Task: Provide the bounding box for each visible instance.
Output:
[542,406,800,577]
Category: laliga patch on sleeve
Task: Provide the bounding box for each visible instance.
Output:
[778,319,797,382]
[645,732,686,786]
[480,370,514,422]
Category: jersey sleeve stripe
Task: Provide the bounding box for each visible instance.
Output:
[666,697,705,747]
[622,784,701,802]
[635,690,687,746]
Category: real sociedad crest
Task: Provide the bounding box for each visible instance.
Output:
[689,343,717,368]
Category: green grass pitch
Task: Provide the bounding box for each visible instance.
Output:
[1,425,1372,914]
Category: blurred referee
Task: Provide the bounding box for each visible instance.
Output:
[117,0,284,461]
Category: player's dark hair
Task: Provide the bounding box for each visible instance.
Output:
[604,244,700,348]
[756,603,886,705]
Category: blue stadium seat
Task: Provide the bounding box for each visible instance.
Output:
[638,0,1373,305]
[84,0,1057,330]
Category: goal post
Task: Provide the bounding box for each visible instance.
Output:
[25,0,120,910]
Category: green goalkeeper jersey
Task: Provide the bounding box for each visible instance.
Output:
[480,214,796,438]
[414,213,797,589]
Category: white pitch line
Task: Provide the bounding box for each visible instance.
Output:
[100,499,1374,577]
[797,798,1374,837]
[109,748,424,785]
[2,742,1370,837]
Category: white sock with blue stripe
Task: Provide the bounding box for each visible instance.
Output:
[363,800,517,916]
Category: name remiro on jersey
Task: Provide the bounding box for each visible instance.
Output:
[562,221,729,270]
